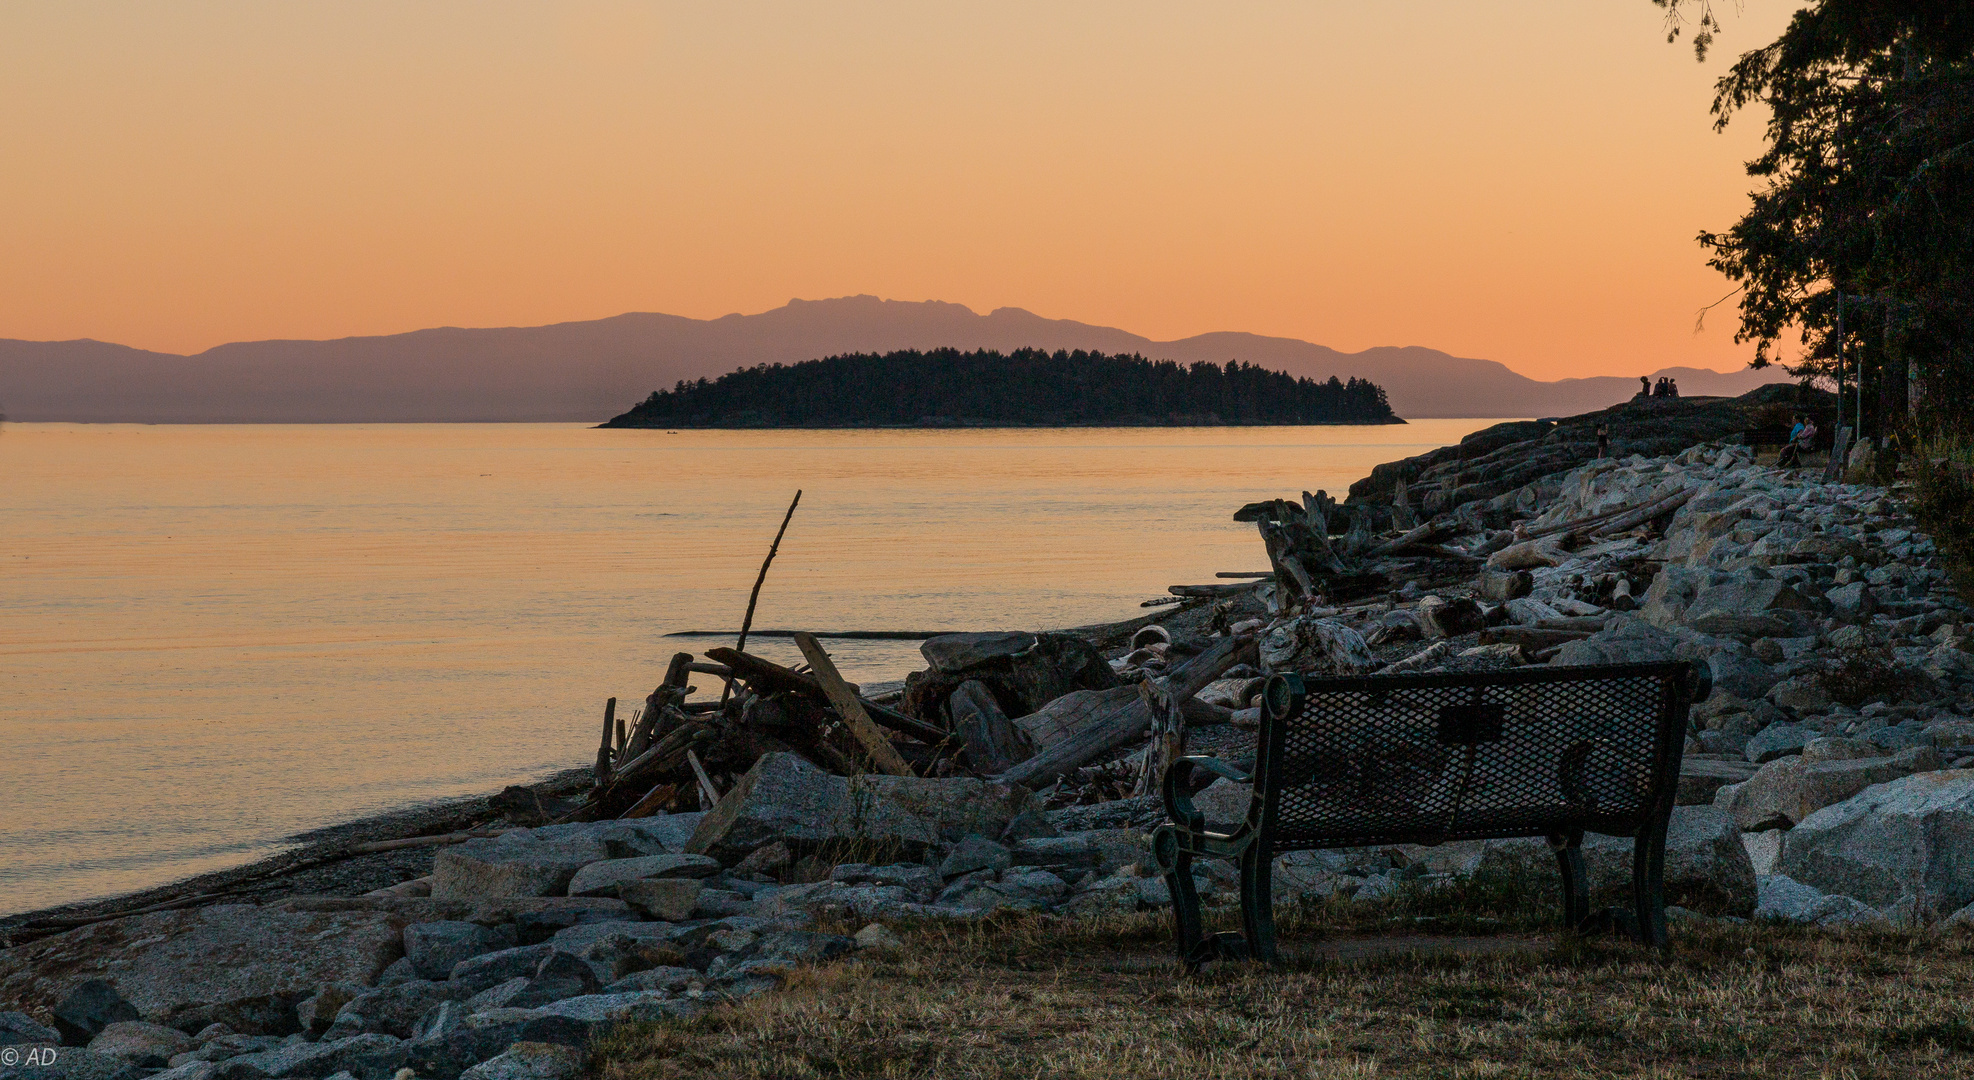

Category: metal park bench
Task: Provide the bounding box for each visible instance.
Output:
[1150,661,1712,968]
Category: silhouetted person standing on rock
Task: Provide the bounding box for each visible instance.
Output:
[1596,422,1610,458]
[1667,378,1680,398]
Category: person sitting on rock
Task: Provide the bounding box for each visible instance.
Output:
[1635,375,1651,400]
[1667,378,1680,398]
[1652,377,1668,398]
[1778,414,1816,467]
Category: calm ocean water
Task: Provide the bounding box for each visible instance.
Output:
[1,420,1495,914]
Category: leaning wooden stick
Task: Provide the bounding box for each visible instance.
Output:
[595,697,617,783]
[736,491,802,656]
[793,631,914,776]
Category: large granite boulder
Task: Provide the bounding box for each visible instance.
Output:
[1777,770,1974,911]
[563,854,719,899]
[402,923,513,982]
[685,753,1032,863]
[1716,747,1939,830]
[1681,579,1815,638]
[0,907,404,1028]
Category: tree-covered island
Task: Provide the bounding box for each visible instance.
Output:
[600,348,1400,428]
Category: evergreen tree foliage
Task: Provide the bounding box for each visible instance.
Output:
[1680,0,1974,436]
[603,348,1399,428]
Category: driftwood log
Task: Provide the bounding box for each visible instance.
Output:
[705,647,949,745]
[793,631,915,776]
[1135,633,1259,795]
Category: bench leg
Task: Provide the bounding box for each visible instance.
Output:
[1166,850,1207,968]
[1632,821,1670,947]
[1549,831,1588,932]
[1239,844,1278,964]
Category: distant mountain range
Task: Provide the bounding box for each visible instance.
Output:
[0,295,1788,422]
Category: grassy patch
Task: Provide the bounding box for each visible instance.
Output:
[591,907,1974,1079]
[1915,438,1974,602]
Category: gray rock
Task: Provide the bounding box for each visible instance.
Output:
[403,1016,590,1080]
[1753,874,1886,927]
[430,853,588,903]
[148,1063,220,1080]
[616,878,703,922]
[684,753,1033,862]
[1007,836,1098,874]
[160,995,302,1040]
[1742,829,1784,876]
[1702,650,1783,701]
[598,967,701,995]
[445,945,556,994]
[457,1042,586,1080]
[920,632,1037,674]
[1188,779,1253,829]
[406,1001,466,1043]
[936,836,1012,878]
[373,959,416,988]
[85,1022,195,1067]
[0,1047,143,1080]
[1683,580,1815,637]
[716,931,855,980]
[1767,677,1832,714]
[489,955,602,1011]
[1801,737,1884,763]
[1826,582,1877,623]
[0,908,406,1032]
[829,863,942,898]
[1778,768,1974,911]
[210,1033,406,1080]
[323,981,471,1040]
[1550,618,1679,666]
[294,986,362,1041]
[1744,723,1817,764]
[2,1012,62,1046]
[1677,758,1757,805]
[403,923,512,982]
[564,854,720,898]
[461,978,532,1012]
[1717,749,1940,830]
[51,981,140,1046]
[852,923,904,951]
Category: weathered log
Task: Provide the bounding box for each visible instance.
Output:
[1532,616,1609,632]
[1215,571,1275,579]
[993,686,1151,789]
[347,828,520,855]
[1136,633,1259,795]
[686,748,721,807]
[595,697,617,784]
[1588,486,1695,536]
[618,784,678,819]
[793,631,914,777]
[1167,583,1259,598]
[1364,521,1451,559]
[949,679,1032,774]
[1475,569,1534,602]
[707,647,949,745]
[1479,626,1593,650]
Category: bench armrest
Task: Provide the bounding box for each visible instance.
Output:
[1161,755,1253,838]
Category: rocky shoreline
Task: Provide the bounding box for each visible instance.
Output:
[6,385,1971,1080]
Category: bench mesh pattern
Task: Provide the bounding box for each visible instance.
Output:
[1265,669,1674,850]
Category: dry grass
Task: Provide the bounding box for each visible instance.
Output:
[592,895,1974,1080]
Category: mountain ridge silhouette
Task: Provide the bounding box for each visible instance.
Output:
[0,294,1786,422]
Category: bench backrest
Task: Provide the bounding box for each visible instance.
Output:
[1253,662,1703,852]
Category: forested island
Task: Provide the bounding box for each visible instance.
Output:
[600,348,1401,428]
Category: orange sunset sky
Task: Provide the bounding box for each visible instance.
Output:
[3,1,1801,380]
